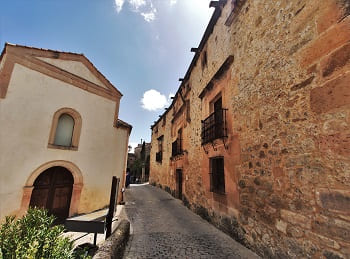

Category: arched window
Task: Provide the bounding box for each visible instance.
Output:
[54,114,74,146]
[48,108,82,151]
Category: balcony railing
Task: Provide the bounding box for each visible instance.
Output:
[156,151,162,162]
[172,139,183,157]
[201,108,228,145]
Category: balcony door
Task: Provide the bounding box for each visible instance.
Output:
[214,97,223,137]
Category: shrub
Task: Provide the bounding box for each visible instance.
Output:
[0,208,89,259]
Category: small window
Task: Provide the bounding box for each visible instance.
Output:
[48,108,82,151]
[162,116,166,127]
[54,114,74,146]
[210,157,225,194]
[156,136,163,163]
[158,136,163,152]
[171,128,183,157]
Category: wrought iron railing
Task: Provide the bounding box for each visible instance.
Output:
[156,151,162,162]
[201,108,228,145]
[172,139,183,157]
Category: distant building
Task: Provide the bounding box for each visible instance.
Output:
[127,153,136,168]
[134,142,151,160]
[129,142,151,182]
[0,43,132,221]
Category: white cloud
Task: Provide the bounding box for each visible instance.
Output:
[114,0,157,22]
[170,0,177,6]
[141,89,169,111]
[128,142,139,153]
[114,0,125,12]
[128,0,146,10]
[141,7,157,22]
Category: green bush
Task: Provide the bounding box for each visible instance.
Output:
[0,208,89,259]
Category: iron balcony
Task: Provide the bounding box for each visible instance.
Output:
[201,108,228,145]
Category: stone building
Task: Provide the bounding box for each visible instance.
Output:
[0,43,132,222]
[127,152,136,170]
[132,142,151,182]
[134,142,151,160]
[150,0,350,257]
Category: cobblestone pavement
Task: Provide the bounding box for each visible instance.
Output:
[123,184,259,259]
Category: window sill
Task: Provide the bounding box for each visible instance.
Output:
[211,190,226,196]
[170,150,188,161]
[170,153,184,161]
[47,144,78,151]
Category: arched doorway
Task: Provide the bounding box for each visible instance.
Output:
[29,166,74,222]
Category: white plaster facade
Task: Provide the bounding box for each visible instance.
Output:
[0,44,131,220]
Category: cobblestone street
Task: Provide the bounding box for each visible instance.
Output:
[123,184,259,259]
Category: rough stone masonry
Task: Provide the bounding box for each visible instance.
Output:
[150,0,350,258]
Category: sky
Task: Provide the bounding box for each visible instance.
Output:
[0,0,213,152]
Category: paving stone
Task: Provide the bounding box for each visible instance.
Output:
[123,184,259,259]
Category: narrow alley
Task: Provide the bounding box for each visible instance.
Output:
[123,184,259,258]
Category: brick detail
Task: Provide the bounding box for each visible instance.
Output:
[318,133,350,157]
[0,57,15,98]
[280,210,311,229]
[316,189,350,214]
[291,76,315,91]
[306,231,341,250]
[321,43,350,78]
[310,73,350,114]
[300,20,350,68]
[313,216,350,242]
[317,1,346,34]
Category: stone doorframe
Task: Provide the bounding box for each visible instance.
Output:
[20,160,83,217]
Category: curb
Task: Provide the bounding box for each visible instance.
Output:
[93,219,130,259]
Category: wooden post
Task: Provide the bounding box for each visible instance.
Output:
[105,176,120,239]
[93,233,98,246]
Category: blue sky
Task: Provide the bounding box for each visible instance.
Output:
[1,0,213,151]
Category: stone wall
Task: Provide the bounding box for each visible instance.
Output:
[150,0,350,257]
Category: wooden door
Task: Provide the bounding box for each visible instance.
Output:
[29,166,73,223]
[176,169,183,200]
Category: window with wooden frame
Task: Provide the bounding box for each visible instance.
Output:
[48,108,82,151]
[172,128,183,157]
[156,135,163,163]
[209,157,225,194]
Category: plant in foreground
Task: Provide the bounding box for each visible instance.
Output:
[0,208,90,259]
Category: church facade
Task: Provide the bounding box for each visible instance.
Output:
[0,43,131,221]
